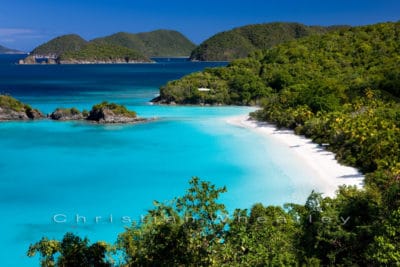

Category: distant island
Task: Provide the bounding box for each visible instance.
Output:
[91,30,196,57]
[57,43,152,64]
[0,44,24,54]
[190,22,349,61]
[18,29,195,64]
[0,95,147,124]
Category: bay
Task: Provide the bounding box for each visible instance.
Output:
[0,55,316,266]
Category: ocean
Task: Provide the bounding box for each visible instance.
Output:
[0,55,318,266]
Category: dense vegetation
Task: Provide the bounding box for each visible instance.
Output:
[92,30,196,57]
[159,22,400,182]
[28,22,400,266]
[58,43,150,63]
[190,22,348,61]
[30,34,87,57]
[28,233,111,267]
[28,176,400,266]
[28,30,195,62]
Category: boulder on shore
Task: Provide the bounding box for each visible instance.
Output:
[49,108,84,121]
[19,55,37,64]
[87,102,143,123]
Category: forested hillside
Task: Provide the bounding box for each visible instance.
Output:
[91,30,196,57]
[190,22,348,61]
[58,43,151,63]
[30,34,87,57]
[25,30,195,63]
[158,21,400,185]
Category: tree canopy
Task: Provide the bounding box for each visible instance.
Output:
[28,177,400,266]
[190,22,349,61]
[92,30,196,57]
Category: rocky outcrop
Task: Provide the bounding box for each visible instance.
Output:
[47,58,57,64]
[25,108,45,119]
[0,95,149,124]
[49,108,85,121]
[0,96,148,124]
[49,102,148,124]
[18,55,37,64]
[87,106,145,123]
[0,107,44,121]
[0,95,44,121]
[0,107,30,120]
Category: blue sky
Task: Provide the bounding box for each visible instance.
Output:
[0,0,399,51]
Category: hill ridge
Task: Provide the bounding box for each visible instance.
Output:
[190,22,350,61]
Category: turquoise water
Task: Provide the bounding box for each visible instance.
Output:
[0,56,316,266]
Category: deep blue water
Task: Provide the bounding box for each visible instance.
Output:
[0,55,317,266]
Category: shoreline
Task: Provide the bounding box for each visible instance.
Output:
[227,115,364,198]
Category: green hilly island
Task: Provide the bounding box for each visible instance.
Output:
[190,22,349,61]
[22,29,195,64]
[58,43,151,63]
[30,34,87,57]
[92,29,196,57]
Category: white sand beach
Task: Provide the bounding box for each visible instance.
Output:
[227,115,364,198]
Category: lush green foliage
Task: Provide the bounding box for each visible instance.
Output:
[91,30,196,57]
[29,30,194,62]
[190,22,348,61]
[91,101,137,117]
[28,177,400,266]
[27,233,111,267]
[31,34,87,56]
[158,57,273,105]
[117,177,228,266]
[59,43,150,62]
[159,22,400,187]
[161,22,400,106]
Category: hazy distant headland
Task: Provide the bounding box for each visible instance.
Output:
[0,44,24,54]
